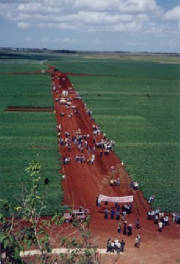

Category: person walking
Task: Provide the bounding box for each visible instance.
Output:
[116,240,121,254]
[135,218,140,229]
[117,222,121,233]
[106,239,112,253]
[158,221,163,232]
[104,208,109,219]
[120,240,125,252]
[116,209,120,220]
[134,233,141,248]
[123,221,127,235]
[96,196,100,207]
[110,208,115,220]
[127,224,132,236]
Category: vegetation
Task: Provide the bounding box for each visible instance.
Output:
[0,63,63,215]
[53,56,180,212]
[0,159,100,264]
[0,53,179,213]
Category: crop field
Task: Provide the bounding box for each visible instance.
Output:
[0,53,180,213]
[53,56,180,212]
[0,62,64,215]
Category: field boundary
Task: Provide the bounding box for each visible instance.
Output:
[5,106,54,112]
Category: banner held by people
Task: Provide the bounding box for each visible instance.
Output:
[98,194,133,204]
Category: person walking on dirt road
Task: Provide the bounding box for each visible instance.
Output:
[120,240,125,252]
[134,233,141,248]
[135,218,140,229]
[104,208,109,219]
[117,222,121,233]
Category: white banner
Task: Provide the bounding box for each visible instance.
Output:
[98,194,133,203]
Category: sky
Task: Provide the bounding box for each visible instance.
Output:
[0,0,179,52]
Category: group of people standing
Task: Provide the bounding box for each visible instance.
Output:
[106,232,141,254]
[106,238,125,253]
[103,203,132,220]
[147,208,170,232]
[52,74,115,169]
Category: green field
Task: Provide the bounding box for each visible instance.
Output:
[0,62,64,215]
[52,55,180,212]
[0,53,179,213]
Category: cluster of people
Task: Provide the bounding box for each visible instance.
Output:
[52,75,116,170]
[147,209,170,232]
[130,181,139,190]
[103,203,132,221]
[117,221,133,236]
[110,177,120,186]
[172,212,180,224]
[106,238,125,253]
[95,137,114,157]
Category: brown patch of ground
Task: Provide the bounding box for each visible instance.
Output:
[64,72,118,77]
[0,70,47,75]
[5,106,54,112]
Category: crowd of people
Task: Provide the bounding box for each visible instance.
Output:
[106,232,142,254]
[51,70,179,257]
[103,203,132,220]
[106,238,126,253]
[52,74,116,170]
[147,208,180,232]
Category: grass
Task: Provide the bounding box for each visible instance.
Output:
[80,53,180,64]
[0,53,180,213]
[0,63,64,215]
[62,57,179,212]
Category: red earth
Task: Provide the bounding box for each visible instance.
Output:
[49,68,180,264]
[5,106,54,112]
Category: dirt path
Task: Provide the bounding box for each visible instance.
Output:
[50,69,180,264]
[5,106,53,112]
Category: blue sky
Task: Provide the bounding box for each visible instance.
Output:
[0,0,179,52]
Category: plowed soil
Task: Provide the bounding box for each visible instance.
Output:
[0,70,46,75]
[49,69,180,264]
[5,106,53,112]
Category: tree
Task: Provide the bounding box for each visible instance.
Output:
[0,158,51,264]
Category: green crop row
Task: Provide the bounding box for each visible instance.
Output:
[0,63,64,215]
[0,54,179,213]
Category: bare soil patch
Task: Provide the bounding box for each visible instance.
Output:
[5,106,54,112]
[0,70,46,75]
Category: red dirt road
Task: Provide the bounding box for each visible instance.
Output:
[50,68,180,264]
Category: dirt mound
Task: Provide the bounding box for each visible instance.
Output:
[5,106,54,112]
[64,72,118,77]
[0,70,47,75]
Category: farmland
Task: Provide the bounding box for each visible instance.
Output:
[0,53,179,213]
[0,61,63,215]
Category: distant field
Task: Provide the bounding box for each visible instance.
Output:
[0,53,180,213]
[80,53,180,64]
[0,63,64,215]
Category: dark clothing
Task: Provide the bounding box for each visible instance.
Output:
[121,240,125,252]
[106,240,112,252]
[110,209,115,219]
[136,219,140,229]
[116,210,120,220]
[127,225,132,236]
[104,209,109,219]
[117,226,121,233]
[123,223,127,235]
